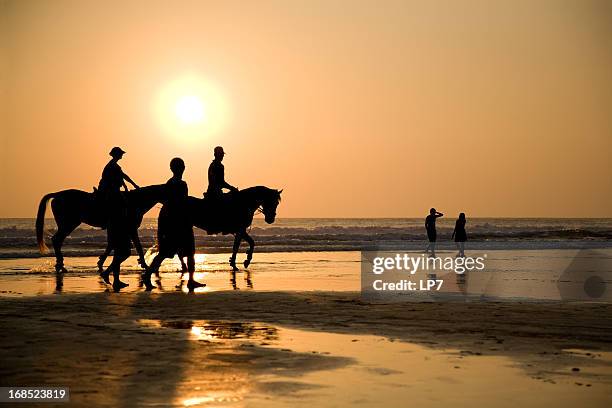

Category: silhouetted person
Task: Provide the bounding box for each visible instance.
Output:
[98,147,139,290]
[424,208,443,256]
[206,146,238,200]
[99,147,139,195]
[98,147,139,222]
[144,158,204,291]
[452,212,467,257]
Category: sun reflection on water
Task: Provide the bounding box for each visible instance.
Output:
[182,394,243,407]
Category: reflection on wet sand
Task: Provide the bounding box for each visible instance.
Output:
[230,270,253,290]
[0,251,360,296]
[140,319,278,341]
[135,319,353,406]
[1,292,611,407]
[135,319,612,407]
[55,271,63,293]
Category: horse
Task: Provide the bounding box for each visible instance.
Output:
[36,185,167,273]
[192,186,282,270]
[142,186,282,288]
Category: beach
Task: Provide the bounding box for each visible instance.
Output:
[1,250,611,407]
[4,0,612,405]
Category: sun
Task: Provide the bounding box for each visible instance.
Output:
[155,75,229,140]
[175,95,205,124]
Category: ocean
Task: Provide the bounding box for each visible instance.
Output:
[1,218,611,259]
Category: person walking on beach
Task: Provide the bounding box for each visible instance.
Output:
[206,146,238,201]
[424,208,443,256]
[452,212,467,257]
[143,158,205,291]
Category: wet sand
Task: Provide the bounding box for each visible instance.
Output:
[0,251,611,407]
[1,293,612,406]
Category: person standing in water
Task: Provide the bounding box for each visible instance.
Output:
[424,208,443,256]
[143,158,205,291]
[452,212,467,257]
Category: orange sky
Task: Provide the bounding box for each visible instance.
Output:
[1,0,611,218]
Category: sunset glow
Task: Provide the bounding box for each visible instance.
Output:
[155,76,229,140]
[2,0,611,217]
[175,95,205,125]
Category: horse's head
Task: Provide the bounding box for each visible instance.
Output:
[261,188,283,224]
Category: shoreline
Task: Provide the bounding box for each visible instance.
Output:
[2,239,612,260]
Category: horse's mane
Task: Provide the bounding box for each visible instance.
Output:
[239,186,282,203]
[126,184,166,196]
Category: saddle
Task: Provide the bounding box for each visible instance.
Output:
[92,187,129,226]
[200,191,241,234]
[202,191,237,207]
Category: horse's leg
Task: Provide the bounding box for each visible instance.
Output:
[97,244,112,271]
[229,233,242,272]
[130,231,147,270]
[243,232,255,268]
[51,223,78,273]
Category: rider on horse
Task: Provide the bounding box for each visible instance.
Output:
[98,147,139,285]
[206,146,238,200]
[98,146,140,215]
[98,146,139,196]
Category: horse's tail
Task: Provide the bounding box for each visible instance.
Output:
[36,192,57,254]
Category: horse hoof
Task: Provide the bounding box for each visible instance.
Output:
[243,259,251,268]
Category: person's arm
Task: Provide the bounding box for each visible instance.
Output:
[122,172,139,189]
[435,212,444,217]
[219,165,238,191]
[452,221,457,239]
[222,181,239,192]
